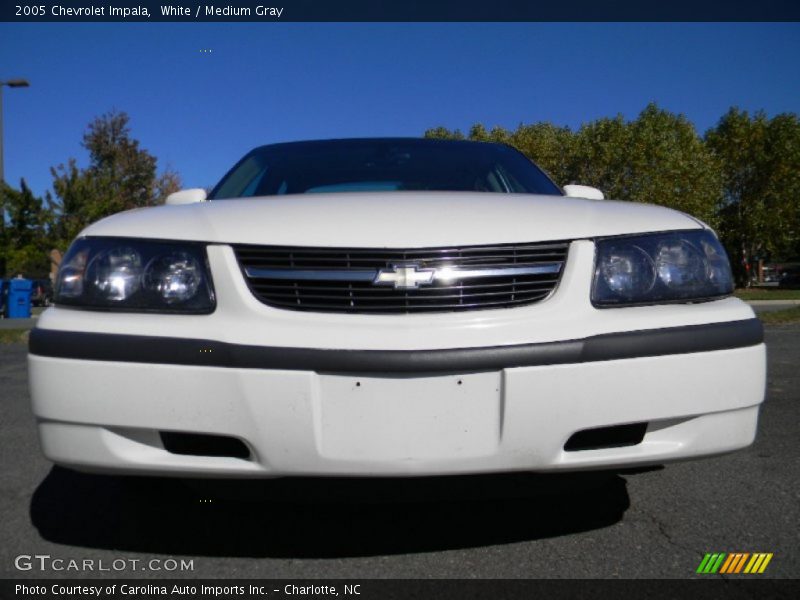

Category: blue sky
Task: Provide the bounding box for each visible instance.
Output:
[1,22,799,197]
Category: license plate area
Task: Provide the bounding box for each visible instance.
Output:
[316,372,502,461]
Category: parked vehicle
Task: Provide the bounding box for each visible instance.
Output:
[779,266,800,289]
[28,138,766,478]
[31,279,54,307]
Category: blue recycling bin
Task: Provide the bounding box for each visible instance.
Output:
[6,278,33,319]
[0,280,5,316]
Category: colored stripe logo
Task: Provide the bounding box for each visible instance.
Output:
[696,553,773,574]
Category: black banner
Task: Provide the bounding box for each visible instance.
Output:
[2,579,800,600]
[3,0,800,23]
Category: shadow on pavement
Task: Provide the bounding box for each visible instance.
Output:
[31,466,630,558]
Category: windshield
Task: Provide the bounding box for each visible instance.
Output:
[208,138,563,199]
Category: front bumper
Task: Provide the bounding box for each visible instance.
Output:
[28,320,766,478]
[28,241,766,477]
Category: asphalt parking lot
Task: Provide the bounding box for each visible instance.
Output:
[1,323,797,580]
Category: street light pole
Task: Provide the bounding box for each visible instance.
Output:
[0,78,30,183]
[0,83,4,184]
[0,78,30,278]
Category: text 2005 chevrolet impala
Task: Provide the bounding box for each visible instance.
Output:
[28,138,766,478]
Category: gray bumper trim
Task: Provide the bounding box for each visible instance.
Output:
[28,319,763,374]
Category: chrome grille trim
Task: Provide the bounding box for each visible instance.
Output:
[244,268,378,281]
[243,263,562,282]
[234,241,570,314]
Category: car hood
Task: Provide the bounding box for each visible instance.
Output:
[80,192,703,247]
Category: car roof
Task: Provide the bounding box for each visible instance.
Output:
[249,137,507,154]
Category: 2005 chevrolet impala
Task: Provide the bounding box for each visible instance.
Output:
[28,138,766,478]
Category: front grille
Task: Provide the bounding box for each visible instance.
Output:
[233,241,570,314]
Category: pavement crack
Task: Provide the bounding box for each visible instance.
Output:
[635,505,697,555]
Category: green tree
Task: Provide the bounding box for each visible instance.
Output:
[0,179,55,277]
[573,104,722,225]
[569,114,631,196]
[508,122,576,186]
[425,106,723,219]
[50,111,181,246]
[423,126,465,140]
[706,108,800,276]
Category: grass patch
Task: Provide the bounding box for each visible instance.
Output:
[0,329,29,344]
[735,288,800,301]
[760,306,800,325]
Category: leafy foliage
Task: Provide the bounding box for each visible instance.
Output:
[50,111,181,246]
[1,111,180,277]
[427,104,722,225]
[576,105,721,226]
[706,108,800,275]
[0,179,55,276]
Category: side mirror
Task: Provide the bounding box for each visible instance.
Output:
[166,188,207,205]
[563,184,604,200]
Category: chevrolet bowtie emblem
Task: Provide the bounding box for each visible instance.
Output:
[373,264,436,289]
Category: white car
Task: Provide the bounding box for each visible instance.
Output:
[29,138,766,478]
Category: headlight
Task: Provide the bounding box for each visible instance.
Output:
[88,246,143,302]
[55,238,215,313]
[143,251,206,304]
[592,230,733,307]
